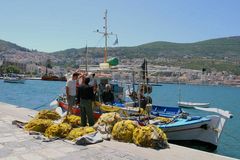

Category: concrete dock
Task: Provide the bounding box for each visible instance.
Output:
[0,102,236,160]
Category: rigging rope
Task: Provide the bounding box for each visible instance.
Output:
[33,85,65,110]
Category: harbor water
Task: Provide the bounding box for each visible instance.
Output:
[0,80,239,159]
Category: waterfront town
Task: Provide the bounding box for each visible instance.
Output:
[1,54,240,87]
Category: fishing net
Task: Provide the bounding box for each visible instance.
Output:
[35,110,61,120]
[112,120,139,143]
[153,117,172,124]
[24,119,53,133]
[62,115,81,128]
[44,123,72,138]
[94,112,122,136]
[133,124,169,149]
[67,127,96,141]
[100,105,121,112]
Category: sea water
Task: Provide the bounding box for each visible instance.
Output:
[0,80,239,159]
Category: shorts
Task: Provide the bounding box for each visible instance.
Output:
[67,96,76,107]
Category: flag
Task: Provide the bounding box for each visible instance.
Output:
[113,35,118,45]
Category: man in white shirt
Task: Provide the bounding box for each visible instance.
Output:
[66,73,78,114]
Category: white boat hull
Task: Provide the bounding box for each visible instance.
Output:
[178,101,209,108]
[159,115,226,149]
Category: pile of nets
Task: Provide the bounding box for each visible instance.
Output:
[94,112,122,137]
[67,127,96,141]
[23,109,169,149]
[62,115,81,127]
[34,110,61,120]
[24,110,61,133]
[133,124,169,149]
[44,123,72,138]
[112,120,139,143]
[24,119,53,133]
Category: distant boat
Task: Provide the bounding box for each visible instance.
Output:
[41,75,66,81]
[178,101,210,108]
[3,74,25,84]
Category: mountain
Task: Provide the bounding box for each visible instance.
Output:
[51,36,240,60]
[122,36,240,59]
[0,39,57,64]
[1,36,240,74]
[50,36,240,75]
[0,39,30,52]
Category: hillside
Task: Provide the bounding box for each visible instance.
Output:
[51,36,240,60]
[0,39,30,52]
[0,39,57,64]
[1,36,240,74]
[51,36,240,74]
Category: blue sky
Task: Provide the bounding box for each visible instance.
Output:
[0,0,240,52]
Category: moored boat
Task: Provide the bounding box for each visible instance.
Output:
[41,75,67,81]
[178,101,210,108]
[150,105,232,150]
[3,74,25,84]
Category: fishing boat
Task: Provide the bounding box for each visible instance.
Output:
[3,74,25,84]
[178,101,210,108]
[150,105,232,150]
[52,98,232,150]
[41,74,67,81]
[50,10,232,151]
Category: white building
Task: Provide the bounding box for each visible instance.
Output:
[26,63,39,74]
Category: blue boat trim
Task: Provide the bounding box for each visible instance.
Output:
[158,118,211,128]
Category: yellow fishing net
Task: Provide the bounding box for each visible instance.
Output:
[133,124,169,149]
[94,112,122,135]
[112,120,139,143]
[24,119,53,133]
[153,117,172,124]
[35,110,61,120]
[100,105,121,112]
[67,127,96,141]
[45,123,72,138]
[62,115,81,128]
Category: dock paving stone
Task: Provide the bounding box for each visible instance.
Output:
[55,146,79,153]
[37,148,66,159]
[0,156,20,160]
[12,147,27,154]
[21,153,45,160]
[0,148,12,158]
[0,136,17,143]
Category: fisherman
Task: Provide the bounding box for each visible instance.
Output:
[101,84,114,105]
[77,77,95,126]
[89,73,97,86]
[89,73,98,96]
[66,72,79,115]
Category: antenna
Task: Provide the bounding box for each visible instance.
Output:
[85,43,88,72]
[95,9,117,63]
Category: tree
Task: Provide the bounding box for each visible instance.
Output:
[46,59,52,69]
[6,65,20,74]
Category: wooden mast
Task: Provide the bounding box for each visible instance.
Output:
[96,9,117,64]
[104,10,108,63]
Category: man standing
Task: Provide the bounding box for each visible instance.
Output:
[101,84,114,105]
[66,73,78,115]
[77,77,95,126]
